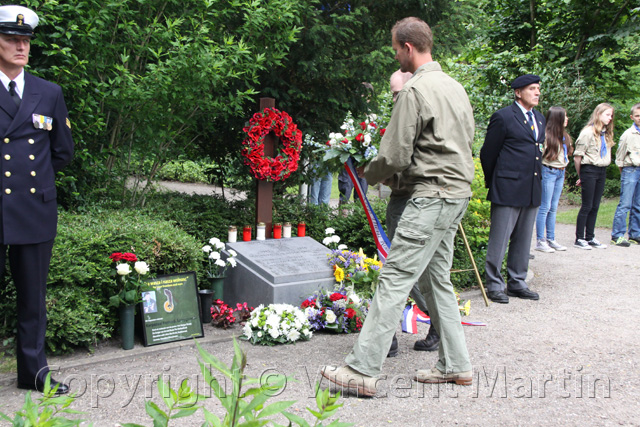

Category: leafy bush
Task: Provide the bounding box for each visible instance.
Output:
[0,208,202,355]
[452,158,492,289]
[156,159,213,183]
[45,287,111,354]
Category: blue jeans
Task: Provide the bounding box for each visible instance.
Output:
[536,165,565,241]
[611,166,640,239]
[308,173,333,205]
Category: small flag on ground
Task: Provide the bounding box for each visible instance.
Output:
[401,304,486,334]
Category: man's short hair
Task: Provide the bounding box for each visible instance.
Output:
[631,103,640,115]
[392,17,432,53]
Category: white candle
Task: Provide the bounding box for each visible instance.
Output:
[283,222,292,238]
[256,223,266,240]
[228,226,237,243]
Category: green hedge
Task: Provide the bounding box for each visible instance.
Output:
[0,209,202,354]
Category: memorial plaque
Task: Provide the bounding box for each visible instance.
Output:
[223,237,335,307]
[141,272,204,346]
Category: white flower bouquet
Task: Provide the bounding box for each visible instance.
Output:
[202,237,238,278]
[309,112,384,172]
[243,303,313,346]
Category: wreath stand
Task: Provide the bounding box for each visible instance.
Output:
[453,223,489,306]
[255,97,276,237]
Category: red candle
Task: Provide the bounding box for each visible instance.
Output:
[297,222,306,237]
[273,223,282,239]
[242,225,252,241]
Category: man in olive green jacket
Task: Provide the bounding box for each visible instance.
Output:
[322,17,475,396]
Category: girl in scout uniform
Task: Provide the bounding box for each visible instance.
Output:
[535,106,573,253]
[573,103,615,250]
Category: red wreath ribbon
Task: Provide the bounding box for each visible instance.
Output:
[241,108,303,182]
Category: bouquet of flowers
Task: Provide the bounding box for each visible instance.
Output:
[211,300,253,329]
[313,112,385,172]
[243,304,313,346]
[108,252,151,307]
[202,237,238,278]
[301,287,369,333]
[325,229,382,297]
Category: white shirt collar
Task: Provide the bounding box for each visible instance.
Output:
[515,100,532,115]
[0,69,25,98]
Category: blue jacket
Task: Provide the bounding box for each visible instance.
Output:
[0,72,74,244]
[480,102,545,207]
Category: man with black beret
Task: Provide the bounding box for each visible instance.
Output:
[480,74,543,304]
[0,5,74,394]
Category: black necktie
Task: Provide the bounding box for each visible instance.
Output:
[8,81,20,107]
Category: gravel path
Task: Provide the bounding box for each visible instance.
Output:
[0,222,638,426]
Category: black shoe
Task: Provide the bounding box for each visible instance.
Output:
[529,253,535,260]
[414,325,440,351]
[506,288,539,300]
[387,333,398,358]
[18,378,70,395]
[487,290,509,304]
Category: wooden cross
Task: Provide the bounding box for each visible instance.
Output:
[255,97,276,237]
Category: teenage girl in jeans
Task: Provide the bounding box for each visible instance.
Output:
[573,103,615,250]
[535,107,573,253]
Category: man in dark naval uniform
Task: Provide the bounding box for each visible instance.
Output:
[0,5,74,394]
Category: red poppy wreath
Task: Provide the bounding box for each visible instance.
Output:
[241,107,303,182]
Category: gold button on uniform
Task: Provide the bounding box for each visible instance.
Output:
[4,154,10,160]
[4,171,10,177]
[29,155,35,160]
[3,138,8,143]
[30,171,36,176]
[28,139,34,144]
[30,188,36,194]
[4,189,10,194]
[534,172,538,176]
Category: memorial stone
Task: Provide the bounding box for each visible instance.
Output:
[223,237,335,307]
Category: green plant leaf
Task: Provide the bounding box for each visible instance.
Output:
[145,401,168,427]
[156,377,174,410]
[171,407,199,419]
[256,400,296,418]
[283,411,310,427]
[202,408,222,427]
[196,341,232,379]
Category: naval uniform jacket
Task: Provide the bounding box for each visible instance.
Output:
[480,102,545,207]
[0,72,74,245]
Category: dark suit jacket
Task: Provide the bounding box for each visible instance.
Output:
[0,72,74,245]
[480,102,545,207]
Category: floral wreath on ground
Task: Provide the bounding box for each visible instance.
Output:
[241,107,303,182]
[301,286,370,333]
[242,303,312,345]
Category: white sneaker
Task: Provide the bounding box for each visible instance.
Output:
[574,239,592,250]
[535,240,555,253]
[547,240,567,251]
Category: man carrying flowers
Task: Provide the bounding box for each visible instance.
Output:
[321,17,475,396]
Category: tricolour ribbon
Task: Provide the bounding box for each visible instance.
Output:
[343,157,391,262]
